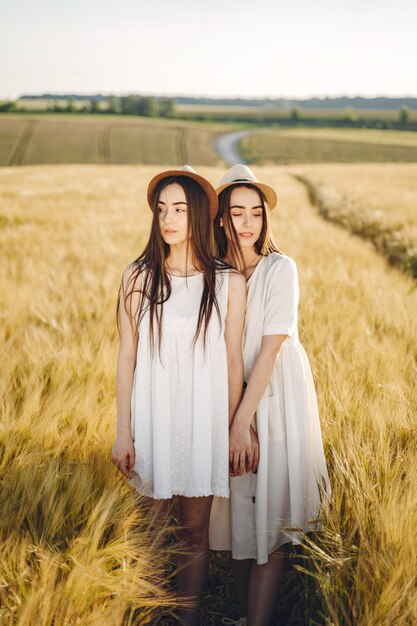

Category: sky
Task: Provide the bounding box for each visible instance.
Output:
[1,0,417,100]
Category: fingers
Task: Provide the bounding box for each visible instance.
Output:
[117,458,129,477]
[234,449,250,476]
[248,426,260,472]
[251,443,260,472]
[112,450,134,477]
[232,451,240,476]
[238,452,246,475]
[246,449,254,473]
[112,434,136,479]
[230,444,259,476]
[229,449,235,476]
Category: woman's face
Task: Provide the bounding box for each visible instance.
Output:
[224,187,263,249]
[157,183,189,246]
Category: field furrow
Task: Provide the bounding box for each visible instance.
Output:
[0,115,226,166]
[8,119,38,166]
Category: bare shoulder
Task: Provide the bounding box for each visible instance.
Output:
[122,262,143,288]
[121,263,150,303]
[119,262,146,319]
[123,262,137,279]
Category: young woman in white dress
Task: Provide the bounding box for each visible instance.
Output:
[209,165,330,626]
[112,166,247,626]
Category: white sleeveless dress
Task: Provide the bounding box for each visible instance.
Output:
[210,253,330,564]
[129,270,230,500]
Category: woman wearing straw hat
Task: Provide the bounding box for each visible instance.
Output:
[209,165,330,626]
[112,166,247,625]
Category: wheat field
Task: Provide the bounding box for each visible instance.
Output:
[291,163,417,278]
[1,164,417,625]
[293,163,417,239]
[239,128,417,165]
[0,116,228,167]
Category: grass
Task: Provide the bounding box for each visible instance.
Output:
[0,165,182,624]
[0,115,233,167]
[266,167,417,624]
[239,128,417,164]
[3,116,417,169]
[1,164,417,624]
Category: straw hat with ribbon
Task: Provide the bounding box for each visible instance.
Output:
[215,164,277,210]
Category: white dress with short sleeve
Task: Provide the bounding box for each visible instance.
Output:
[129,270,230,500]
[210,253,330,564]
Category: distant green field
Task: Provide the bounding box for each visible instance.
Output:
[0,114,232,166]
[177,103,417,123]
[239,128,417,164]
[16,99,96,111]
[17,101,417,122]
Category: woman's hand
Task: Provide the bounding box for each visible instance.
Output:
[112,434,135,478]
[229,421,252,477]
[249,425,260,473]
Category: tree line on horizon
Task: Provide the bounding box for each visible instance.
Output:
[0,94,415,129]
[15,93,417,110]
[0,95,175,117]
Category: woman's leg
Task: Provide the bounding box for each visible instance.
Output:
[231,558,252,617]
[246,546,288,626]
[175,495,214,626]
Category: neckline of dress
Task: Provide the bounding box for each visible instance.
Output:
[246,255,265,285]
[169,272,203,278]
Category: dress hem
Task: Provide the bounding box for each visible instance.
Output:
[211,535,303,565]
[130,486,230,500]
[210,523,323,564]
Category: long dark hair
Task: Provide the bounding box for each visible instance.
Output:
[213,183,279,269]
[117,175,225,348]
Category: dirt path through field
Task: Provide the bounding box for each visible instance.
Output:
[212,129,252,165]
[211,137,417,280]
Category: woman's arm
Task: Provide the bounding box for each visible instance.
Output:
[224,271,246,426]
[232,334,287,429]
[224,271,258,477]
[231,256,299,476]
[112,265,139,477]
[229,334,287,477]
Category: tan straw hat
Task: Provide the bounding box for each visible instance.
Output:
[147,165,219,221]
[215,164,277,210]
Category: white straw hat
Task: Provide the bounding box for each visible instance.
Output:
[215,164,277,210]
